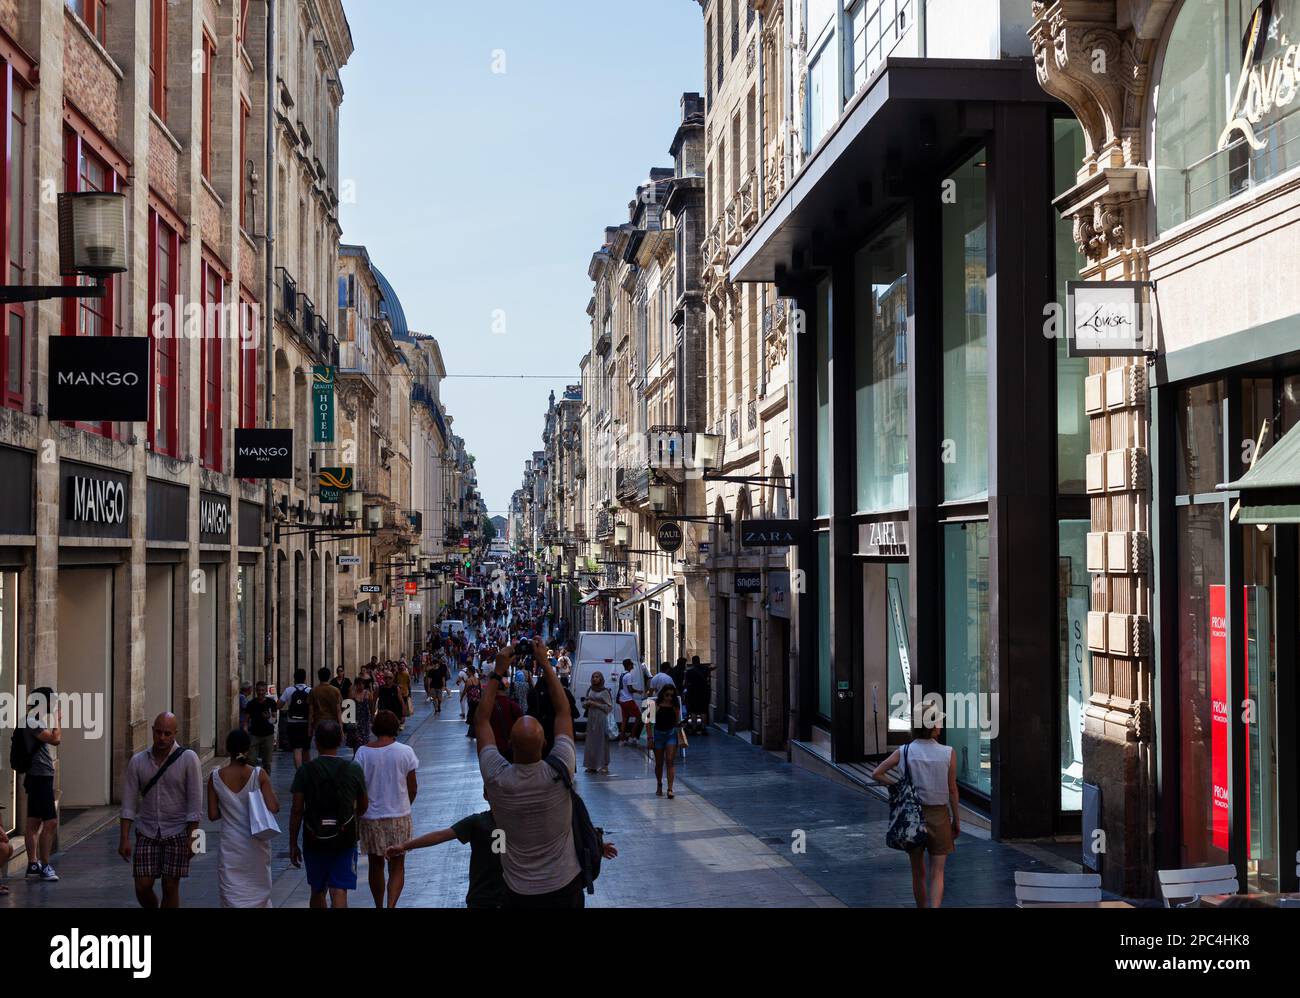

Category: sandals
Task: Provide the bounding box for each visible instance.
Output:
[656,786,664,797]
[667,789,675,799]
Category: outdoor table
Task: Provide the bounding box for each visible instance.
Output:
[1018,901,1136,909]
[1196,893,1298,908]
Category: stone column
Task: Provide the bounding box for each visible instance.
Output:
[1031,0,1161,896]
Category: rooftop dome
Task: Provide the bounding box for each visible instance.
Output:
[371,263,409,341]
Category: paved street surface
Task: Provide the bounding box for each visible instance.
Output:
[2,694,1082,908]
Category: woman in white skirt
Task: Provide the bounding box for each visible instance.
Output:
[354,709,418,908]
[208,728,280,908]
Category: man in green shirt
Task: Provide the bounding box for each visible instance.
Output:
[290,720,368,909]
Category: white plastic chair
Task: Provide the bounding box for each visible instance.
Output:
[1014,871,1103,907]
[1157,865,1239,907]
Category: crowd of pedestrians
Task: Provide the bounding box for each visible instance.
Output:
[2,567,727,909]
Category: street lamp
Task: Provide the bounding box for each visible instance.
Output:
[649,483,668,512]
[365,505,382,530]
[591,540,604,559]
[343,492,363,523]
[693,432,723,473]
[614,522,631,547]
[1,192,128,303]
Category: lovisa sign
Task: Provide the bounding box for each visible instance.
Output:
[1219,1,1300,154]
[1066,281,1149,357]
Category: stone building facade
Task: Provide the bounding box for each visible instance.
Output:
[698,0,794,749]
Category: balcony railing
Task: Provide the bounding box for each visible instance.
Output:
[301,295,317,345]
[275,268,298,326]
[595,509,613,540]
[724,198,739,245]
[709,219,726,265]
[729,409,739,440]
[616,465,649,506]
[739,172,757,229]
[747,398,757,432]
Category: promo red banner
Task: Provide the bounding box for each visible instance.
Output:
[1209,584,1229,851]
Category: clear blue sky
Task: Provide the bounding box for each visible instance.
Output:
[337,1,703,517]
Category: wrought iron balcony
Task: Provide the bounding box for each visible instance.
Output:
[616,465,649,506]
[595,509,614,540]
[747,399,757,432]
[729,409,739,440]
[275,267,298,326]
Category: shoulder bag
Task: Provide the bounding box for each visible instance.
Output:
[884,744,928,851]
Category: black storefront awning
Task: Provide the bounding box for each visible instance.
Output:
[729,57,1051,285]
[1220,421,1300,523]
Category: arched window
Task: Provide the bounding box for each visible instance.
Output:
[771,458,790,520]
[1156,0,1300,233]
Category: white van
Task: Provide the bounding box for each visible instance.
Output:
[571,631,640,738]
[440,619,466,639]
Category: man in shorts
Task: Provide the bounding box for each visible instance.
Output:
[21,687,61,883]
[119,712,203,908]
[290,720,368,909]
[616,659,645,743]
[280,668,313,769]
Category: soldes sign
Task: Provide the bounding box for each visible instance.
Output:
[233,429,294,479]
[48,336,150,422]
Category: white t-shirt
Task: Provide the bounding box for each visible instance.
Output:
[354,741,419,819]
[650,672,675,693]
[617,668,643,703]
[478,734,579,895]
[902,738,954,807]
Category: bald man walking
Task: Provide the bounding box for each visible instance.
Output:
[119,712,203,908]
[476,636,583,908]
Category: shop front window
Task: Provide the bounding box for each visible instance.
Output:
[944,521,990,794]
[0,570,17,833]
[854,214,909,512]
[816,277,832,518]
[1156,0,1300,233]
[1176,380,1226,495]
[1176,501,1230,870]
[886,561,912,731]
[941,149,988,504]
[818,530,832,720]
[1054,119,1088,494]
[1059,520,1091,810]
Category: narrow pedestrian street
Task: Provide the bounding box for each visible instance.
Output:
[4,690,1088,909]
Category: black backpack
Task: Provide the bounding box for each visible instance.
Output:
[8,726,32,773]
[304,759,358,852]
[286,685,310,722]
[544,754,603,894]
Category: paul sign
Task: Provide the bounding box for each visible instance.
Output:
[48,336,150,422]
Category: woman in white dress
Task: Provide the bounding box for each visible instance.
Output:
[207,728,280,908]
